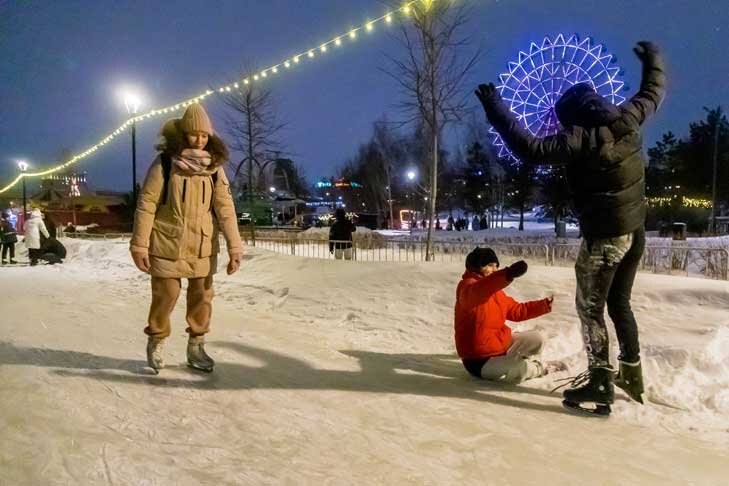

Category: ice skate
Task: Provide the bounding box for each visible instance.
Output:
[615,359,644,404]
[146,337,165,374]
[187,336,214,372]
[555,367,614,417]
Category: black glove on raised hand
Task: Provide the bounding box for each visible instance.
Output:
[633,41,660,62]
[505,260,528,280]
[475,83,501,112]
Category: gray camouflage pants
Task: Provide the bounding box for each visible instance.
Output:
[575,227,645,368]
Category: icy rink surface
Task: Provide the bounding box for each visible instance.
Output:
[1,238,728,485]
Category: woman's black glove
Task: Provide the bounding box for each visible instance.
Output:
[505,260,528,280]
[474,83,501,112]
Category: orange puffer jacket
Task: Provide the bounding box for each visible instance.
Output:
[454,270,551,359]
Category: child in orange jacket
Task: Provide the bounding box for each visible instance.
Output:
[455,247,561,384]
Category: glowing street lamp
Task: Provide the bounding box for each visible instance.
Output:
[269,186,276,193]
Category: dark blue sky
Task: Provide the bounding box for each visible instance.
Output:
[2,0,728,195]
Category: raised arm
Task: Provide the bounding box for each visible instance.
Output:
[475,83,578,165]
[458,269,512,309]
[622,41,667,126]
[504,295,552,322]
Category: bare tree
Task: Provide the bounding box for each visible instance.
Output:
[373,118,407,228]
[222,67,287,238]
[385,0,479,259]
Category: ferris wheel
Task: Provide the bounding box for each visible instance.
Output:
[491,34,627,162]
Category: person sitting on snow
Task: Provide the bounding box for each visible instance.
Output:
[454,247,563,384]
[475,41,666,410]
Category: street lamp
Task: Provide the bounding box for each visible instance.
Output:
[269,186,276,193]
[405,169,418,233]
[17,160,29,222]
[124,92,141,203]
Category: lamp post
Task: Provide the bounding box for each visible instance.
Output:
[710,106,722,234]
[17,161,29,225]
[406,170,417,234]
[124,93,141,203]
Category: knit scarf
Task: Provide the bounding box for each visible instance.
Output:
[172,149,214,175]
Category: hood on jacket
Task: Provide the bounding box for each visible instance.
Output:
[555,83,621,128]
[30,210,42,219]
[154,117,229,169]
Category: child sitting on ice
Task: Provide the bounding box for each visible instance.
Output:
[454,247,563,384]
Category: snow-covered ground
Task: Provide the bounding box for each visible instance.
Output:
[1,238,728,485]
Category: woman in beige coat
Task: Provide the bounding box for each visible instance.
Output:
[131,103,242,373]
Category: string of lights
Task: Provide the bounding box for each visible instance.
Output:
[647,196,713,209]
[1,0,426,194]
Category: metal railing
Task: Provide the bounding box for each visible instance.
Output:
[552,243,729,280]
[63,231,132,240]
[58,232,729,280]
[242,236,552,265]
[245,236,729,279]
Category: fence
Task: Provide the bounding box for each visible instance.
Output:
[245,236,729,280]
[550,243,729,280]
[61,232,729,280]
[64,231,132,240]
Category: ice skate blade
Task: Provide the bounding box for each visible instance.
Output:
[187,362,214,373]
[562,400,611,417]
[615,383,644,404]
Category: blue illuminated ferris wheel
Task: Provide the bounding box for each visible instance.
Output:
[491,34,627,162]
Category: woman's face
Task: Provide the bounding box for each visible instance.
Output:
[185,131,209,150]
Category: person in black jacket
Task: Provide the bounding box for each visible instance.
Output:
[476,41,666,411]
[1,212,18,264]
[329,208,356,260]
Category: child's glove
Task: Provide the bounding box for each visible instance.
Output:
[633,41,660,62]
[505,260,528,280]
[475,83,502,111]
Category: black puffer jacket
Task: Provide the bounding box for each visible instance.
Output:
[482,48,666,239]
[329,214,356,251]
[1,220,17,244]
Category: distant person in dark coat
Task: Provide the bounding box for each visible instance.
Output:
[329,208,356,260]
[1,212,18,264]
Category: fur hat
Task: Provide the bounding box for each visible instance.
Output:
[178,103,214,135]
[465,247,499,271]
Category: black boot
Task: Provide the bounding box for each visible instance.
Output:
[560,367,614,417]
[615,359,644,404]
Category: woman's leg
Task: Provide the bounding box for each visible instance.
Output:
[186,275,214,337]
[145,277,181,339]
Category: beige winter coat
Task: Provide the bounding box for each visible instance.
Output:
[130,155,241,278]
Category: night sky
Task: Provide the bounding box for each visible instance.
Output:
[2,0,728,195]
